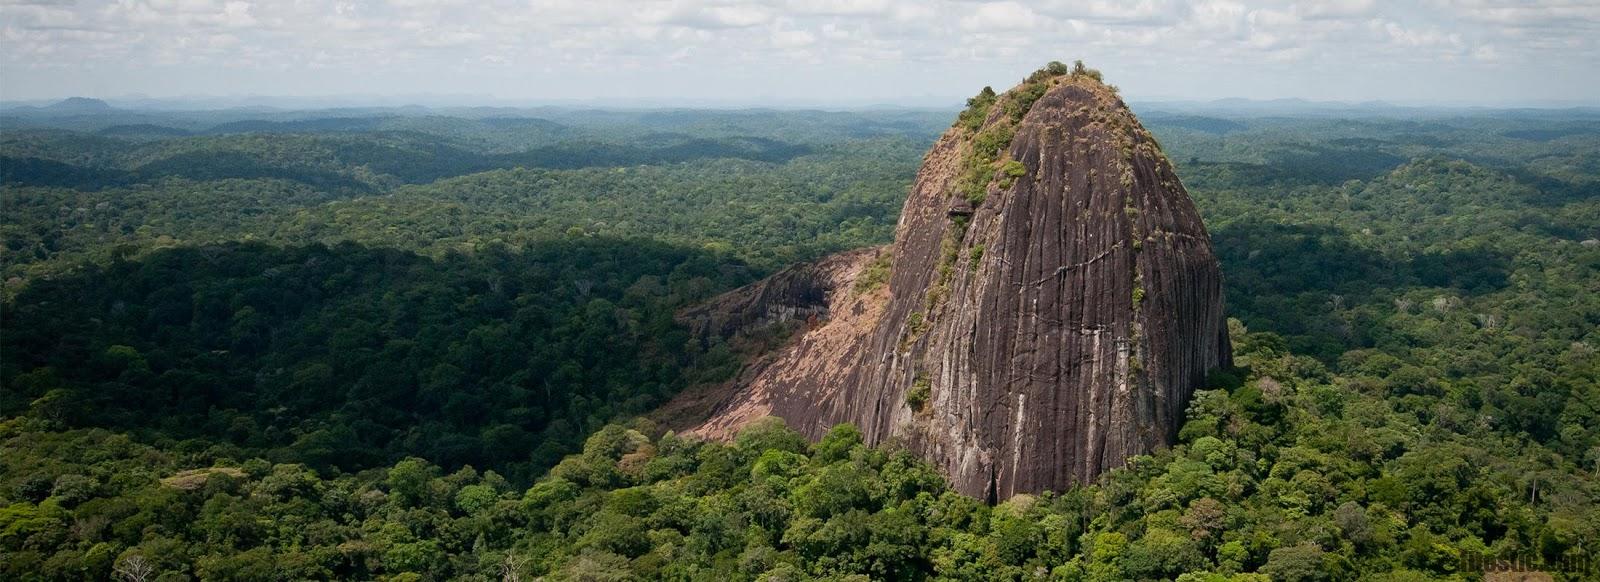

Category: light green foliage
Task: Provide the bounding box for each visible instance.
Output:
[905,375,931,411]
[752,449,809,485]
[1124,528,1207,580]
[905,311,927,336]
[852,250,893,294]
[737,417,810,457]
[998,159,1027,190]
[955,124,1016,206]
[387,457,438,507]
[1035,60,1072,80]
[955,86,997,133]
[1260,543,1330,581]
[952,62,1069,207]
[814,424,863,464]
[454,483,498,515]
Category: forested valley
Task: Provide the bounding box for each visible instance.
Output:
[2,103,1597,580]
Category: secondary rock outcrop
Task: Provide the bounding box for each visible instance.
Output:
[678,63,1231,500]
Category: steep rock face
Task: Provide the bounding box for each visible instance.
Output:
[681,68,1231,500]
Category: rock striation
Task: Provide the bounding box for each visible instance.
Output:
[677,64,1231,500]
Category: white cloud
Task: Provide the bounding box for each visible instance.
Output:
[2,3,82,29]
[1039,0,1190,25]
[772,26,816,48]
[1187,0,1249,37]
[652,3,773,29]
[0,0,1593,103]
[1302,0,1377,20]
[962,1,1040,31]
[1431,0,1600,27]
[785,0,895,17]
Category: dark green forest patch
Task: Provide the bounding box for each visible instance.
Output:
[2,239,753,483]
[0,156,134,190]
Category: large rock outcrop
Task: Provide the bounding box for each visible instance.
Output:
[676,65,1231,500]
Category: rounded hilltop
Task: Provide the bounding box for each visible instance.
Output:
[680,59,1230,500]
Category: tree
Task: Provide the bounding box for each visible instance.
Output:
[1260,543,1327,581]
[113,555,154,582]
[815,424,863,464]
[1124,529,1206,579]
[388,457,438,507]
[737,417,809,457]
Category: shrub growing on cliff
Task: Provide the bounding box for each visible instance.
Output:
[1072,59,1104,81]
[853,250,893,293]
[906,375,932,411]
[1028,60,1071,83]
[999,160,1027,189]
[957,86,998,133]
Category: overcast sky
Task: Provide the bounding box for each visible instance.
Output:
[2,0,1597,106]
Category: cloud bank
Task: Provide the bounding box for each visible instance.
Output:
[2,0,1595,104]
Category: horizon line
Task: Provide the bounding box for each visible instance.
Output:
[6,94,1599,112]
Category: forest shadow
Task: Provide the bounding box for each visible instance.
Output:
[205,117,392,134]
[1182,144,1405,188]
[1500,127,1600,142]
[1262,145,1406,185]
[1211,220,1512,360]
[2,133,816,193]
[1499,164,1600,207]
[1213,221,1512,299]
[138,150,378,192]
[1,156,136,190]
[0,236,754,483]
[2,151,380,193]
[98,123,194,138]
[495,135,813,169]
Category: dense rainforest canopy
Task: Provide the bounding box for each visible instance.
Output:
[1,103,1597,580]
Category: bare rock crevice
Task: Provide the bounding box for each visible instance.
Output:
[677,247,878,343]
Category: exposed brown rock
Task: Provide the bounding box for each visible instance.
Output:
[678,247,879,344]
[674,69,1231,500]
[947,197,975,217]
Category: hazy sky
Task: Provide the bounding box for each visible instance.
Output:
[2,0,1597,106]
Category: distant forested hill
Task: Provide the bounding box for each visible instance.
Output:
[1,109,940,282]
[1,107,1596,580]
